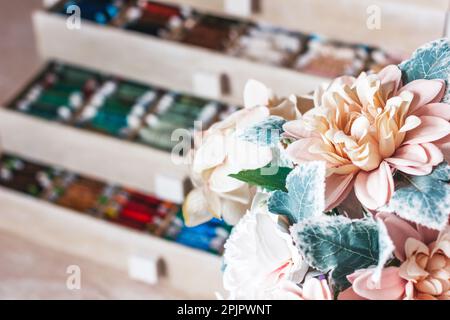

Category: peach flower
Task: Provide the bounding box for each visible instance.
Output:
[284,65,450,210]
[339,267,407,300]
[400,228,450,300]
[183,80,299,226]
[377,212,449,300]
[376,212,439,261]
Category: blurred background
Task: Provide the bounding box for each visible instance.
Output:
[0,0,449,299]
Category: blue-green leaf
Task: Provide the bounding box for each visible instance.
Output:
[292,216,393,290]
[384,174,450,230]
[430,161,450,182]
[268,161,325,223]
[399,38,450,102]
[238,116,286,146]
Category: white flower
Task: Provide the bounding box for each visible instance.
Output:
[183,105,272,226]
[222,194,307,299]
[183,80,301,226]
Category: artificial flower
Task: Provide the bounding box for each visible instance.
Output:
[183,105,272,226]
[376,212,439,261]
[243,79,307,120]
[268,278,332,300]
[377,212,449,300]
[222,195,307,299]
[183,80,300,226]
[284,65,450,210]
[339,267,407,300]
[400,228,450,300]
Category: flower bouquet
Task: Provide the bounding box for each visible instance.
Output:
[183,39,450,300]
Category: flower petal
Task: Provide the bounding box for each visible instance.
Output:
[193,134,227,173]
[413,103,450,121]
[434,135,450,163]
[227,137,273,170]
[235,106,271,129]
[352,267,406,300]
[404,116,450,144]
[221,199,250,225]
[376,212,423,261]
[393,164,433,176]
[387,142,439,176]
[243,79,273,108]
[354,162,394,210]
[421,142,444,166]
[269,97,297,120]
[400,79,445,113]
[399,115,421,133]
[182,188,214,226]
[324,173,355,210]
[378,64,402,97]
[209,162,245,193]
[286,138,324,164]
[283,120,315,139]
[302,278,332,300]
[386,144,429,167]
[338,287,367,300]
[220,184,252,204]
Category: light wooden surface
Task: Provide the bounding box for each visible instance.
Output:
[0,229,189,299]
[0,0,42,105]
[0,187,224,298]
[0,108,189,203]
[156,0,449,54]
[33,11,329,106]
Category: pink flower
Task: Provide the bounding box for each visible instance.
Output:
[339,267,407,300]
[377,212,449,300]
[271,278,332,300]
[399,229,450,300]
[284,65,450,210]
[377,212,439,261]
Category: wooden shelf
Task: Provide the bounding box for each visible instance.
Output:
[33,10,329,106]
[0,108,189,204]
[154,0,449,54]
[0,186,223,298]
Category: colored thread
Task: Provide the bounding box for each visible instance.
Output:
[0,156,54,197]
[55,176,105,213]
[13,64,99,122]
[0,153,229,255]
[229,24,303,66]
[61,0,122,24]
[126,1,184,37]
[293,37,368,78]
[181,15,242,51]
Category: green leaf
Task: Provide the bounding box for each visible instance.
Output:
[430,161,450,182]
[384,174,450,230]
[399,38,450,102]
[238,116,286,146]
[268,161,326,223]
[292,216,393,290]
[229,165,292,192]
